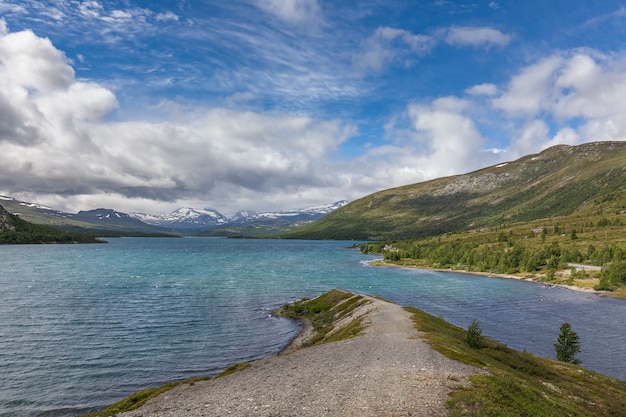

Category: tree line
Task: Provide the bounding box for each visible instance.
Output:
[360,237,626,290]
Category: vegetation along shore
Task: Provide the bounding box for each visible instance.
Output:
[359,214,626,299]
[84,290,626,416]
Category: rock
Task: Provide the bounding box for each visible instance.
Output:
[0,204,16,232]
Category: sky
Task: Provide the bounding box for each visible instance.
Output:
[2,1,626,215]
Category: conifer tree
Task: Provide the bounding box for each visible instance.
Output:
[554,322,581,364]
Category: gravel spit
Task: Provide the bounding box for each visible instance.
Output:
[120,296,484,417]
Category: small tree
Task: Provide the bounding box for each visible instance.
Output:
[466,319,484,349]
[554,322,581,364]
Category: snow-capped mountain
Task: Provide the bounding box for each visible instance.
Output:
[131,201,348,232]
[230,201,348,225]
[73,208,153,228]
[0,195,72,219]
[131,207,229,230]
[1,193,348,236]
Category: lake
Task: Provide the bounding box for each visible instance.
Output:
[0,237,624,416]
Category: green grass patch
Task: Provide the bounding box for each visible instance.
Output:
[280,289,369,347]
[81,360,253,416]
[216,362,251,378]
[404,306,626,416]
[325,319,363,343]
[81,376,210,417]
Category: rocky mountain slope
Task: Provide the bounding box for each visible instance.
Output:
[284,141,626,240]
[0,204,15,232]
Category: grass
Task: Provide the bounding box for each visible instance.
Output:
[405,306,626,416]
[279,289,370,347]
[81,376,211,417]
[216,362,251,378]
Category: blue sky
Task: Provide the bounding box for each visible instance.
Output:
[1,1,626,214]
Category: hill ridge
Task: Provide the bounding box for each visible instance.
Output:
[284,141,626,240]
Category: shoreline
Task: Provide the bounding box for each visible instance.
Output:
[368,259,607,295]
[93,290,626,417]
[118,293,484,416]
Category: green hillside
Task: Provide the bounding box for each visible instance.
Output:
[0,199,174,237]
[285,142,626,240]
[0,205,103,244]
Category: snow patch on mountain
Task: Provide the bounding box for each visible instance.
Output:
[130,201,348,230]
[131,207,229,229]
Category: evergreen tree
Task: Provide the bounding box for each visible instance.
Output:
[554,322,581,364]
[466,319,484,349]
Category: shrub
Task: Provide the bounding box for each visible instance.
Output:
[466,319,484,349]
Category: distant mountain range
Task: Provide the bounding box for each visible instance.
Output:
[0,195,347,236]
[130,201,348,234]
[0,203,103,244]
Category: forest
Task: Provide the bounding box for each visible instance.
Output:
[360,216,626,292]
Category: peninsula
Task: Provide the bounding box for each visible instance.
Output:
[89,290,626,417]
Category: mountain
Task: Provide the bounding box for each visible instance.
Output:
[0,204,102,244]
[229,201,348,225]
[131,207,229,231]
[284,141,626,240]
[0,204,15,232]
[130,201,348,236]
[0,195,347,237]
[0,197,174,236]
[0,194,73,222]
[72,208,169,233]
[198,201,349,237]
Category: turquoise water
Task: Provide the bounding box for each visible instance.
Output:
[0,238,625,416]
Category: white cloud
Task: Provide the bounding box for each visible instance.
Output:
[256,0,322,25]
[354,26,435,73]
[0,24,363,213]
[493,51,626,150]
[0,29,74,92]
[583,6,626,28]
[493,55,562,116]
[355,25,509,75]
[79,1,103,19]
[465,83,498,96]
[155,11,179,22]
[446,26,511,47]
[408,98,488,175]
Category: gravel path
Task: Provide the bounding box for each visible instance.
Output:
[120,296,483,417]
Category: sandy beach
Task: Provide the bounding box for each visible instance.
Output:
[119,295,484,416]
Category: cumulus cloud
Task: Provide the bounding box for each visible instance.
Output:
[494,50,626,152]
[0,28,74,91]
[407,97,490,176]
[0,24,362,213]
[445,26,511,47]
[345,96,496,190]
[493,55,562,116]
